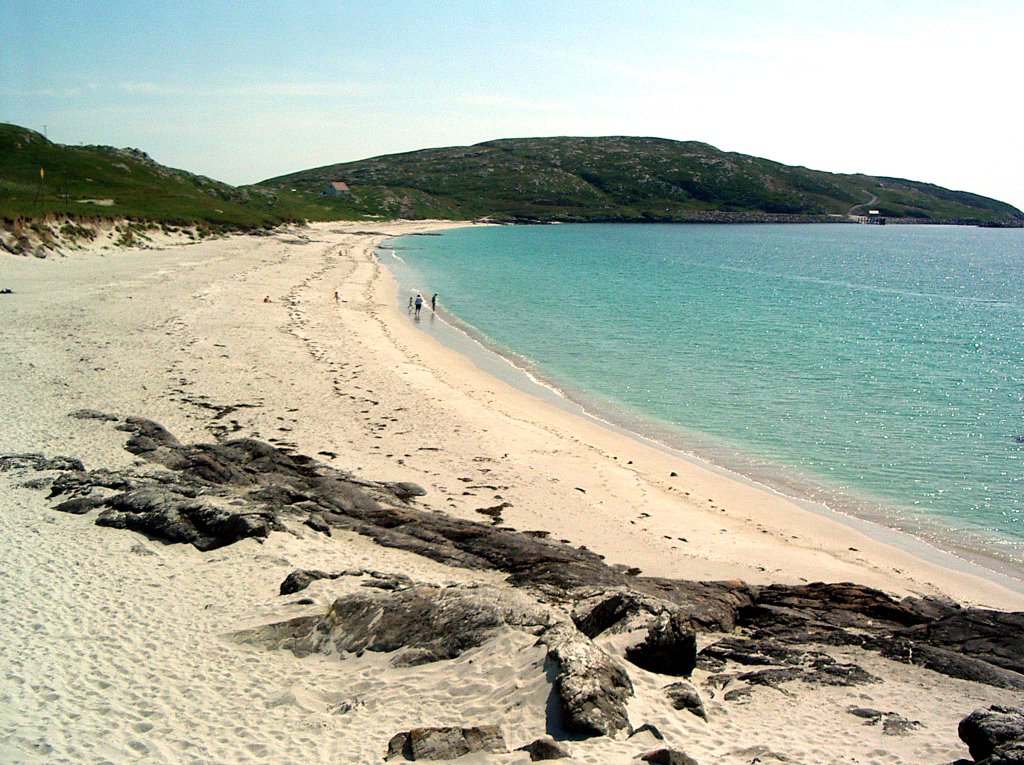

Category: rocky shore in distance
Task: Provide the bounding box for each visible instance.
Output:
[4,410,1023,763]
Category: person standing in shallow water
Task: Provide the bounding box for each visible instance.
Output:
[414,293,424,318]
[431,293,438,312]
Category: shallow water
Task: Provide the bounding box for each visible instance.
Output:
[386,223,1024,578]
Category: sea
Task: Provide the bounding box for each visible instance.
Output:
[382,223,1024,585]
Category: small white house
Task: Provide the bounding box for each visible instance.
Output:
[323,181,350,196]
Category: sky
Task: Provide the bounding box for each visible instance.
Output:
[3,0,1023,210]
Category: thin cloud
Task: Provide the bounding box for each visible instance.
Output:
[117,81,185,95]
[230,81,370,98]
[10,79,370,100]
[0,86,85,97]
[458,94,569,112]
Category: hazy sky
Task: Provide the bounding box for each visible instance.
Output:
[3,0,1022,209]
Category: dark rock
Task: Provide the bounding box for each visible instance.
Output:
[475,501,512,524]
[239,584,554,666]
[516,737,571,760]
[0,453,86,473]
[664,681,706,720]
[800,656,879,687]
[47,468,156,499]
[906,609,1024,676]
[882,714,923,736]
[303,513,331,535]
[539,622,633,738]
[385,725,506,760]
[279,569,338,595]
[634,578,754,632]
[744,581,958,631]
[629,724,664,740]
[96,488,278,550]
[116,417,182,453]
[360,571,413,591]
[573,591,638,637]
[20,477,52,490]
[737,667,804,688]
[699,636,805,667]
[877,639,1024,691]
[722,686,753,702]
[572,590,664,638]
[14,416,1024,699]
[848,707,884,722]
[381,481,428,500]
[637,748,699,765]
[53,496,105,515]
[701,637,878,690]
[959,705,1024,764]
[849,707,924,735]
[68,409,119,421]
[625,611,697,676]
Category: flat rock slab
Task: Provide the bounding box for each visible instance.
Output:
[237,583,556,666]
[386,726,507,761]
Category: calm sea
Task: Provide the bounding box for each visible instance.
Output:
[384,223,1024,579]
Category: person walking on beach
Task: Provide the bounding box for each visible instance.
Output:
[408,295,414,312]
[414,293,424,318]
[334,290,339,303]
[431,293,438,312]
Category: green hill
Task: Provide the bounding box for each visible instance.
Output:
[0,123,358,229]
[265,136,1024,226]
[4,124,1021,228]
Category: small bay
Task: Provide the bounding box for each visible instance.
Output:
[385,223,1024,578]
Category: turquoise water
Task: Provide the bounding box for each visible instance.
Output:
[387,224,1024,575]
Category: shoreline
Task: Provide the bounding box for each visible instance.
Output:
[3,221,1023,764]
[379,227,1024,604]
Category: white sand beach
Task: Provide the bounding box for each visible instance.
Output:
[1,222,1022,764]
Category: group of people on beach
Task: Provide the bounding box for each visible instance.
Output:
[268,289,436,318]
[408,292,438,319]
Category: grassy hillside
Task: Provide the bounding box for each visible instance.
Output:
[265,136,1024,226]
[4,124,1020,228]
[0,123,363,228]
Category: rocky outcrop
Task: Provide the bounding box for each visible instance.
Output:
[876,638,1024,691]
[242,576,636,738]
[539,622,634,738]
[95,487,279,550]
[847,708,923,736]
[733,584,1024,691]
[663,681,706,720]
[700,636,879,692]
[385,726,506,761]
[571,589,697,676]
[6,411,1024,740]
[279,569,341,595]
[904,609,1024,676]
[0,453,86,473]
[959,706,1024,764]
[237,584,554,666]
[637,748,699,765]
[516,738,571,760]
[625,611,697,677]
